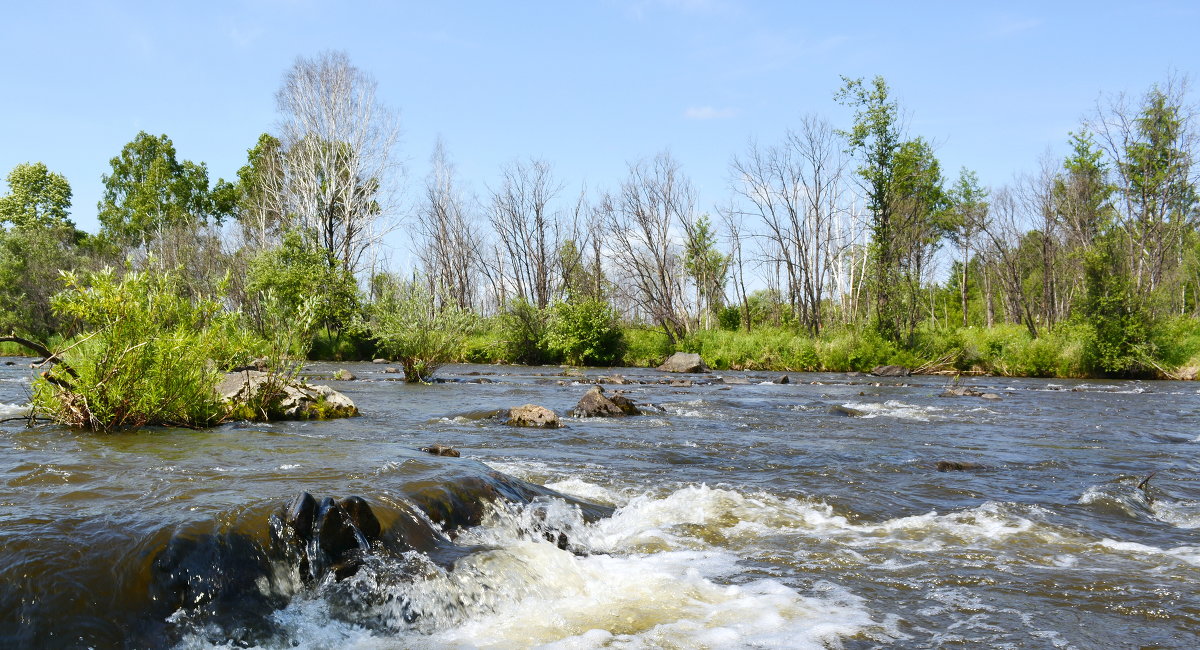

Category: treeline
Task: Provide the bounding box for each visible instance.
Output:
[2,52,1198,378]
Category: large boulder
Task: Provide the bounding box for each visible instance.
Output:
[504,404,561,428]
[871,365,911,377]
[217,370,358,420]
[656,352,710,373]
[571,385,642,417]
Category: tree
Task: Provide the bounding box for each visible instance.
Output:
[416,139,479,311]
[247,229,359,345]
[232,133,288,250]
[602,152,694,343]
[946,168,989,327]
[835,76,905,340]
[274,50,400,276]
[487,157,563,309]
[98,131,230,247]
[682,213,728,329]
[0,162,73,231]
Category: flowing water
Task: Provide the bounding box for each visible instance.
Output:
[1,358,1198,648]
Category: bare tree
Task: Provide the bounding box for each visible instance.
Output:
[981,186,1040,337]
[415,138,479,311]
[274,50,402,275]
[602,152,694,343]
[730,116,849,334]
[487,158,563,309]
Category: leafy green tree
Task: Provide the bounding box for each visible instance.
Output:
[247,229,359,346]
[835,76,905,340]
[946,168,988,327]
[98,131,232,246]
[0,162,73,231]
[683,213,728,328]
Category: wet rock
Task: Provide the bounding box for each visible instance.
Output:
[444,408,506,422]
[421,444,461,457]
[3,361,13,366]
[597,374,628,385]
[669,379,693,388]
[829,404,866,417]
[941,386,984,397]
[372,358,388,364]
[872,365,911,377]
[384,367,401,374]
[465,377,493,383]
[656,352,710,373]
[720,375,750,385]
[571,385,642,417]
[980,393,1002,400]
[505,404,561,428]
[777,375,790,384]
[338,496,382,542]
[217,370,358,420]
[332,369,356,381]
[936,460,987,472]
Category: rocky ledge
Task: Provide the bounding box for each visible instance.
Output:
[217,370,358,421]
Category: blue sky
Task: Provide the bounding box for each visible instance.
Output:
[3,1,1197,249]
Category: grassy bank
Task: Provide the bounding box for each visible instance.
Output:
[452,319,1200,379]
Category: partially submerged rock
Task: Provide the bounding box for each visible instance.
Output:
[217,370,358,421]
[936,460,987,472]
[571,385,642,417]
[941,386,1002,400]
[656,352,710,373]
[829,404,866,417]
[332,369,356,381]
[421,444,461,457]
[504,404,561,428]
[872,365,911,377]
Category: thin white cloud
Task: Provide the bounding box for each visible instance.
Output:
[987,15,1042,39]
[684,106,737,120]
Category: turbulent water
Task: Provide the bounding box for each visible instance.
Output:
[2,359,1198,649]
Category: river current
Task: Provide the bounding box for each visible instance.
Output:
[1,359,1198,648]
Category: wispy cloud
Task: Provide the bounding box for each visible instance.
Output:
[684,106,737,120]
[986,15,1042,39]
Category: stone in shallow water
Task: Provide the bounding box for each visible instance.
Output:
[571,385,642,417]
[216,370,358,420]
[656,352,710,373]
[936,460,987,472]
[505,404,561,428]
[421,444,461,457]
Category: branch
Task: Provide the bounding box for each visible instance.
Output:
[2,333,79,379]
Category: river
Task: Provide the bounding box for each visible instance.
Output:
[1,359,1198,648]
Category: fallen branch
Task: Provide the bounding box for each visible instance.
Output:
[1,333,79,379]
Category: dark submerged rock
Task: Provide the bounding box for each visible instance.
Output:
[777,375,790,384]
[829,404,866,417]
[656,352,710,373]
[421,444,461,457]
[936,460,987,472]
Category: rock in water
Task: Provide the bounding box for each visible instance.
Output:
[217,370,358,420]
[656,352,710,373]
[871,365,911,377]
[420,444,461,457]
[571,385,642,417]
[372,358,389,364]
[936,460,987,472]
[777,375,790,384]
[829,404,866,417]
[504,404,561,428]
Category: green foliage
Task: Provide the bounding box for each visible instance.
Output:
[0,224,84,337]
[247,229,359,341]
[621,327,673,367]
[98,131,232,246]
[362,274,474,382]
[1078,248,1155,376]
[683,213,728,315]
[498,298,552,364]
[0,162,74,231]
[31,268,252,430]
[545,299,625,366]
[716,305,742,331]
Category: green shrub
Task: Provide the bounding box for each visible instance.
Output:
[361,275,474,382]
[621,327,672,367]
[31,268,251,430]
[716,305,742,331]
[497,298,553,364]
[545,299,625,366]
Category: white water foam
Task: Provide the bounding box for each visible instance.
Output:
[0,402,30,419]
[841,400,942,421]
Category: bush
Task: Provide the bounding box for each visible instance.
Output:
[497,299,552,365]
[361,275,474,382]
[716,305,742,331]
[545,299,625,366]
[30,268,254,430]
